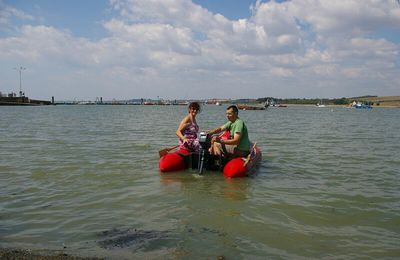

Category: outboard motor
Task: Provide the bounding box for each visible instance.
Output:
[197,131,209,174]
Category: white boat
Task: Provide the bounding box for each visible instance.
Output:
[316,100,326,107]
[352,101,372,109]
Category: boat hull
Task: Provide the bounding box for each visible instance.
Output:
[159,145,262,178]
[223,146,262,178]
[159,149,190,172]
[354,105,372,109]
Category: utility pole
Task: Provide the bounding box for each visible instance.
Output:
[13,66,26,97]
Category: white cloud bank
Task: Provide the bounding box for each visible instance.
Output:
[0,0,399,100]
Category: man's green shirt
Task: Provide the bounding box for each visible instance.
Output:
[223,118,251,151]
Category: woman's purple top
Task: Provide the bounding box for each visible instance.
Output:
[179,120,200,152]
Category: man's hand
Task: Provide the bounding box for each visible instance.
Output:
[211,136,221,144]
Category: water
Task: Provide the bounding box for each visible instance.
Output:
[1,105,399,259]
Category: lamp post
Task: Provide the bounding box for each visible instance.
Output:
[14,66,26,97]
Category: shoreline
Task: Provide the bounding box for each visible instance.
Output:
[279,104,400,108]
[0,248,102,260]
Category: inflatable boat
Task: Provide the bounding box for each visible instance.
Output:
[159,132,262,178]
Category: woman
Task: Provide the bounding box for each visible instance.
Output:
[176,102,201,152]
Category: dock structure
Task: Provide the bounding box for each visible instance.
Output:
[0,95,52,106]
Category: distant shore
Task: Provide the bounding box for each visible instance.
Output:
[280,103,399,108]
[1,94,399,108]
[273,96,400,108]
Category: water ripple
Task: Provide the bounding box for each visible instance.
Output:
[1,106,399,259]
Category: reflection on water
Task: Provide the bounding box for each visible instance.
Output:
[0,105,399,259]
[160,172,250,201]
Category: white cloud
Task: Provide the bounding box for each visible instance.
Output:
[110,0,223,32]
[312,64,338,76]
[103,19,201,56]
[270,67,293,77]
[290,0,400,35]
[0,0,34,26]
[341,68,362,78]
[0,0,399,99]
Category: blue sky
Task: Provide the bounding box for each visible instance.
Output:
[5,0,275,38]
[1,0,399,100]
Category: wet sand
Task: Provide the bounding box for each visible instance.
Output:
[0,248,102,260]
[0,248,226,260]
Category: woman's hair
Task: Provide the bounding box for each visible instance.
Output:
[188,102,201,113]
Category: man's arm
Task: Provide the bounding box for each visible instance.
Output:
[207,125,226,135]
[219,132,241,145]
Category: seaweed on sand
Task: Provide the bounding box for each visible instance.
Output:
[97,228,173,251]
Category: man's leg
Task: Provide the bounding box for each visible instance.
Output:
[210,142,223,156]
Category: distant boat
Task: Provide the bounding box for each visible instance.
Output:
[237,102,268,110]
[215,102,221,106]
[269,99,287,108]
[270,104,287,108]
[316,100,326,107]
[353,102,372,109]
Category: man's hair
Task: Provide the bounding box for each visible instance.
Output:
[226,105,238,114]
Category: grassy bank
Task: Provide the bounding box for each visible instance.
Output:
[353,96,400,107]
[254,95,400,108]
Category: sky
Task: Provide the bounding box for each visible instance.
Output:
[0,0,399,100]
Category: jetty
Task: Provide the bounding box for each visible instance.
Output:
[0,94,52,106]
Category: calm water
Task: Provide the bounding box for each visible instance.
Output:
[1,105,399,259]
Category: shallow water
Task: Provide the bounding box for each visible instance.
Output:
[1,105,399,259]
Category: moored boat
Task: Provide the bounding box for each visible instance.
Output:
[237,102,268,111]
[272,104,287,108]
[354,103,372,109]
[351,101,373,109]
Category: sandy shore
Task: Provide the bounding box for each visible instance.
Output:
[0,248,102,260]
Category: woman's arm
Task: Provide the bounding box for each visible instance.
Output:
[176,116,190,141]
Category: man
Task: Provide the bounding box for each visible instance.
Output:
[207,105,251,158]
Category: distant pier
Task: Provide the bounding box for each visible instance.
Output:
[0,96,52,106]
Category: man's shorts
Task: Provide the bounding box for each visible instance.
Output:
[222,144,250,157]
